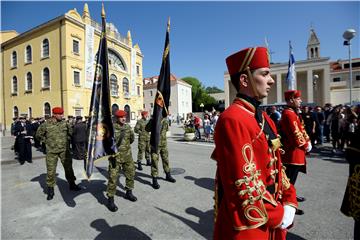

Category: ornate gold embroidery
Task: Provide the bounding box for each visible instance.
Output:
[348,165,360,220]
[293,121,306,146]
[271,138,282,152]
[281,167,291,190]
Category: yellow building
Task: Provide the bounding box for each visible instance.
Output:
[1,3,144,130]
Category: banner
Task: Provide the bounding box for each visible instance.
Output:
[85,25,95,89]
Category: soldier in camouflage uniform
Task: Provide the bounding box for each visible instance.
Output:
[149,117,176,189]
[106,110,137,212]
[134,111,151,171]
[35,107,81,201]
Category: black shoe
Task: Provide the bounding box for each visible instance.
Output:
[106,197,118,212]
[26,160,32,163]
[296,196,306,202]
[20,161,25,165]
[137,162,143,171]
[124,190,137,202]
[295,209,304,215]
[146,160,151,166]
[152,177,160,189]
[47,187,54,200]
[165,172,176,183]
[69,182,81,191]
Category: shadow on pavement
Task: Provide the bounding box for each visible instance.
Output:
[184,176,214,192]
[30,173,118,208]
[309,146,347,164]
[156,206,213,239]
[90,218,151,240]
[287,232,307,240]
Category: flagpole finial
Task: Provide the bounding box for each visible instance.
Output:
[167,17,170,32]
[101,2,106,18]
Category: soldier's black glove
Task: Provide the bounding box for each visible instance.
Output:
[109,156,116,168]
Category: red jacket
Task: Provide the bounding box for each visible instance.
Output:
[212,98,298,240]
[279,107,310,167]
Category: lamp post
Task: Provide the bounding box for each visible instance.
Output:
[343,29,356,105]
[200,103,204,112]
[313,74,319,104]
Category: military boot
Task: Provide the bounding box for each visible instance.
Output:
[152,177,160,189]
[146,159,151,166]
[165,172,176,183]
[137,162,143,171]
[69,181,81,191]
[124,190,137,202]
[106,197,118,212]
[47,187,54,201]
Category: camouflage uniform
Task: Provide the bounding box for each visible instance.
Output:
[35,118,76,187]
[151,118,171,177]
[107,122,135,197]
[134,118,151,163]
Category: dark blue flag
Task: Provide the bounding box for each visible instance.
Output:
[150,18,171,153]
[86,4,117,179]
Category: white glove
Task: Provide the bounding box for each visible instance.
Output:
[281,205,296,229]
[306,142,312,152]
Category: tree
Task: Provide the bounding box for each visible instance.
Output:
[182,77,217,112]
[205,86,224,94]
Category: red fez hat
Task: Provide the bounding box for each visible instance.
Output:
[141,111,148,116]
[52,107,64,114]
[115,110,127,117]
[284,90,302,101]
[226,47,270,76]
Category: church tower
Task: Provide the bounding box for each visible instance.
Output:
[307,28,321,59]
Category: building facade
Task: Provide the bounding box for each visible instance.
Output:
[329,58,360,105]
[224,28,332,108]
[1,4,144,130]
[143,74,192,120]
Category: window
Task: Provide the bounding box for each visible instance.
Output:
[74,109,82,117]
[150,90,153,97]
[150,103,154,108]
[74,71,80,86]
[122,78,129,94]
[137,85,141,96]
[143,104,145,109]
[136,65,140,76]
[108,49,126,71]
[110,74,118,96]
[26,72,32,92]
[356,75,360,81]
[43,68,50,88]
[13,106,19,118]
[73,40,79,54]
[333,77,341,82]
[44,102,51,116]
[12,76,18,94]
[42,39,49,57]
[11,51,17,67]
[25,45,32,63]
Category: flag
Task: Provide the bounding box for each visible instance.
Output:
[286,41,296,90]
[150,18,171,153]
[85,4,117,179]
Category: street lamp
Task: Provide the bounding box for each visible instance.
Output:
[199,103,204,112]
[343,28,356,105]
[313,74,319,104]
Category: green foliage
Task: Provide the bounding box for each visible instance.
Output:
[205,86,224,93]
[184,127,196,133]
[182,77,218,111]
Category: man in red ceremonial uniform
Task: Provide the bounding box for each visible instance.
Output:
[211,47,298,240]
[279,90,312,216]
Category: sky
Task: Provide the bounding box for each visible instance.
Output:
[1,1,359,90]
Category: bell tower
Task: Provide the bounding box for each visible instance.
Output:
[307,28,321,59]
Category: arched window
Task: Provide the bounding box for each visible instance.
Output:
[26,72,32,91]
[44,102,51,116]
[311,48,314,58]
[13,106,19,118]
[112,104,119,115]
[12,76,18,94]
[25,45,32,63]
[42,39,49,57]
[110,74,118,96]
[124,104,130,123]
[315,47,318,58]
[122,78,129,94]
[43,67,50,88]
[11,51,17,67]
